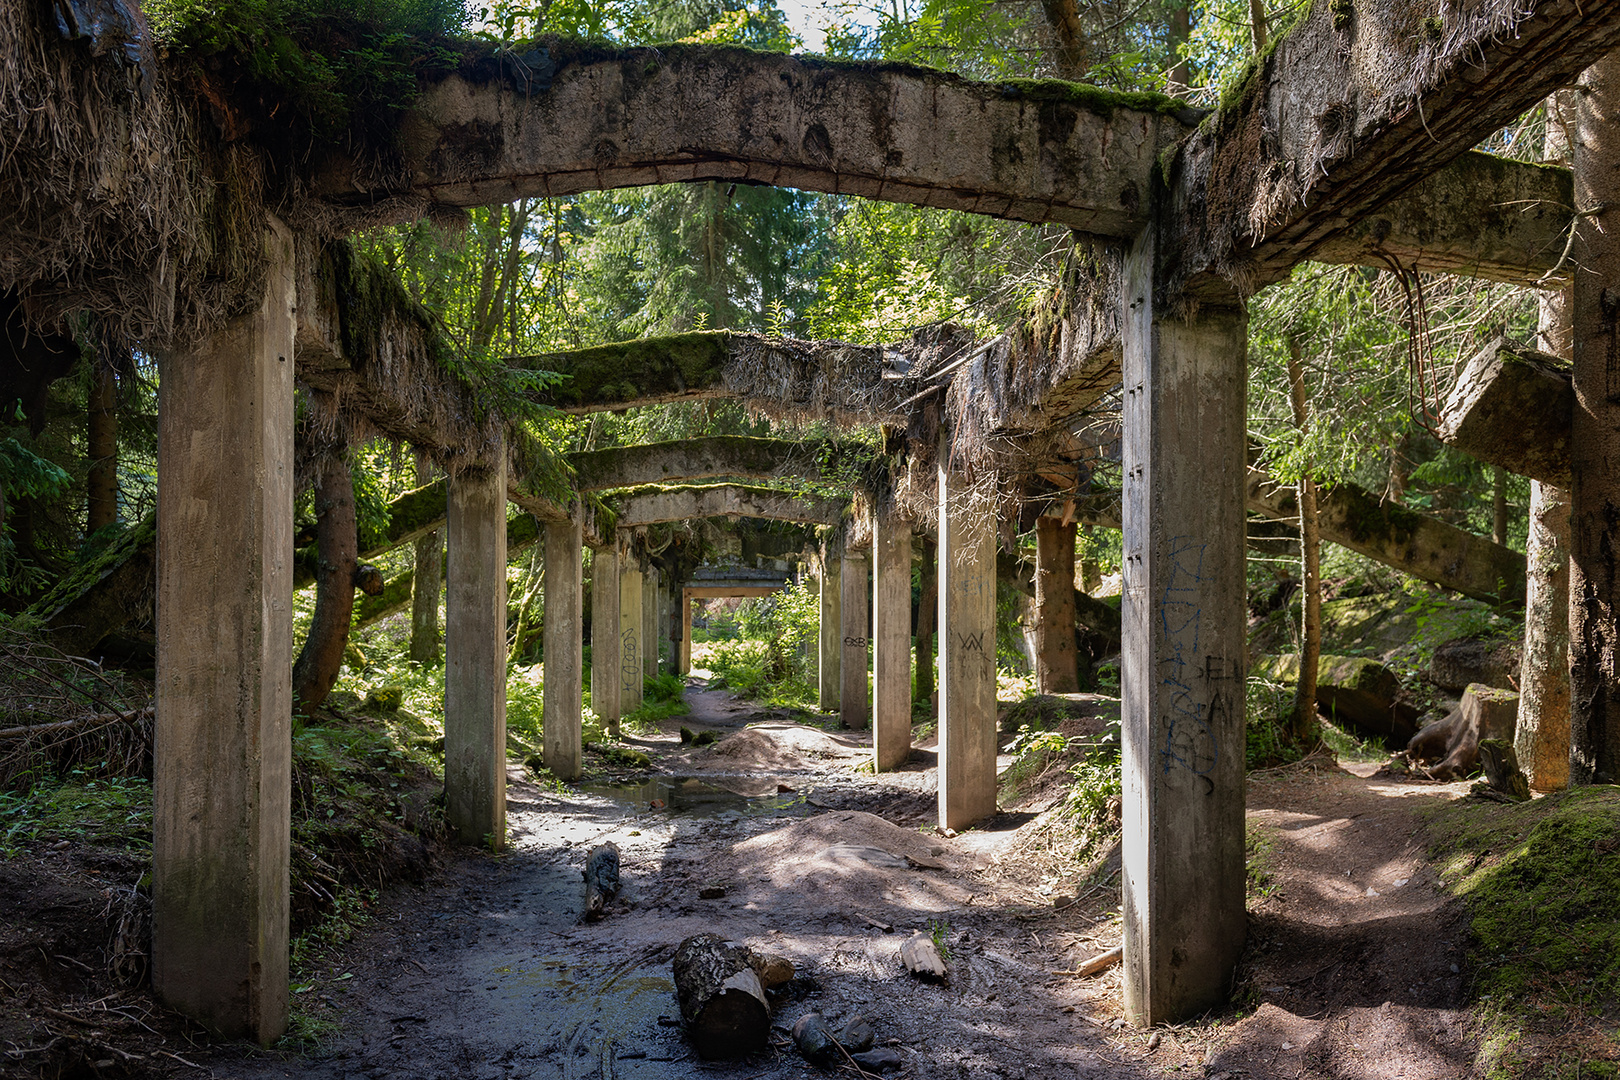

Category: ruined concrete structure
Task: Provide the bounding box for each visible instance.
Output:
[5,0,1617,1045]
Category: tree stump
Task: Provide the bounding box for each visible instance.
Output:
[672,934,770,1059]
[1406,683,1520,779]
[1477,738,1532,801]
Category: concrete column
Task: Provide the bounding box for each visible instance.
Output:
[591,543,621,738]
[543,517,583,780]
[445,455,508,849]
[818,555,842,710]
[1119,227,1248,1026]
[642,567,659,682]
[937,450,997,831]
[620,557,644,714]
[679,589,693,674]
[840,552,870,729]
[873,510,914,771]
[153,217,295,1045]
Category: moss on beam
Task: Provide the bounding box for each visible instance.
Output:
[516,332,734,411]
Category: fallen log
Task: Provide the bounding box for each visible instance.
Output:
[899,933,947,980]
[582,842,620,921]
[1438,338,1573,486]
[671,934,770,1060]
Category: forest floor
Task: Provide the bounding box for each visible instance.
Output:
[163,676,1505,1080]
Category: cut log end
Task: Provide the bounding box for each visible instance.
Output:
[672,934,771,1059]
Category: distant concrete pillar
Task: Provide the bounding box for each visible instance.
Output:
[642,567,659,681]
[1035,515,1081,693]
[818,554,842,710]
[620,556,644,714]
[840,552,870,729]
[937,448,996,831]
[591,543,621,738]
[873,510,913,770]
[153,216,295,1045]
[1119,228,1247,1026]
[679,589,693,674]
[543,517,583,780]
[445,455,508,849]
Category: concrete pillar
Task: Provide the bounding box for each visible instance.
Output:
[153,217,295,1045]
[1119,227,1248,1026]
[620,557,644,713]
[679,589,693,674]
[642,567,659,682]
[840,552,870,729]
[445,455,508,849]
[937,450,997,831]
[543,517,583,780]
[873,510,913,770]
[591,543,621,738]
[818,555,842,710]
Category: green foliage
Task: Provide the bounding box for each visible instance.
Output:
[699,580,820,707]
[0,775,152,857]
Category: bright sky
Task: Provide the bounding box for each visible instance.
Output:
[776,0,839,52]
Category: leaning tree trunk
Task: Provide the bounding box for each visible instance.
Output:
[1034,515,1080,693]
[1287,338,1321,746]
[86,347,119,534]
[915,536,936,710]
[293,457,359,712]
[1570,55,1620,784]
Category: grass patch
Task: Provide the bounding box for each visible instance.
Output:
[0,773,153,857]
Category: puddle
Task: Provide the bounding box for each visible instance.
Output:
[578,775,806,817]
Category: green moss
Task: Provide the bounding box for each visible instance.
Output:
[522,332,734,410]
[991,78,1188,120]
[1427,786,1620,1005]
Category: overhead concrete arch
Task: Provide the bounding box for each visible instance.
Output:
[570,435,872,491]
[610,483,846,528]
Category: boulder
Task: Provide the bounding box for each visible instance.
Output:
[1406,683,1520,779]
[1429,636,1521,693]
[1256,653,1418,742]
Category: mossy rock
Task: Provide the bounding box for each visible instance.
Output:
[586,741,653,769]
[1255,653,1415,742]
[364,685,405,712]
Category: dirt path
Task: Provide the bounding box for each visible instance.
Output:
[203,687,1485,1080]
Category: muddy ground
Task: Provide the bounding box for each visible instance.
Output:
[176,678,1490,1080]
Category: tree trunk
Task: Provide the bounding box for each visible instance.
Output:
[293,457,359,712]
[508,543,545,663]
[1166,4,1192,94]
[672,934,770,1060]
[86,348,119,534]
[1569,54,1620,785]
[1492,465,1509,545]
[1038,0,1087,79]
[1034,515,1080,693]
[410,453,442,664]
[915,536,936,710]
[1287,338,1321,746]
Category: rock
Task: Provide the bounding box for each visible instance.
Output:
[699,885,727,900]
[1406,683,1519,779]
[835,1014,875,1053]
[1257,653,1417,741]
[363,684,403,711]
[791,1012,838,1064]
[851,1048,905,1072]
[1430,636,1521,693]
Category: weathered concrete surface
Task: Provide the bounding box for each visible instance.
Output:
[937,455,998,831]
[1159,0,1620,304]
[643,567,660,681]
[591,543,621,737]
[872,510,914,771]
[543,517,583,781]
[570,435,868,491]
[1119,230,1247,1027]
[620,559,644,714]
[818,558,842,711]
[445,460,508,848]
[611,484,847,528]
[1439,338,1573,486]
[316,45,1192,234]
[153,219,295,1045]
[1246,466,1527,603]
[840,553,871,730]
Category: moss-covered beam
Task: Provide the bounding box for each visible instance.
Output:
[1247,465,1527,604]
[569,435,870,491]
[313,43,1195,235]
[611,483,847,528]
[1159,0,1620,304]
[1438,338,1573,485]
[28,512,157,658]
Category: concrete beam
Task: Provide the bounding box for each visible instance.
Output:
[937,454,997,831]
[1159,0,1620,305]
[872,509,913,771]
[543,517,583,780]
[643,567,660,680]
[840,552,870,730]
[1438,337,1573,486]
[611,484,847,528]
[153,217,295,1045]
[591,543,621,738]
[570,435,869,491]
[1119,228,1248,1026]
[445,458,508,848]
[684,586,784,598]
[619,557,644,714]
[314,45,1192,235]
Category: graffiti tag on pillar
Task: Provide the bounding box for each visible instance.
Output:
[956,630,985,653]
[621,628,640,692]
[844,636,868,648]
[1157,536,1219,785]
